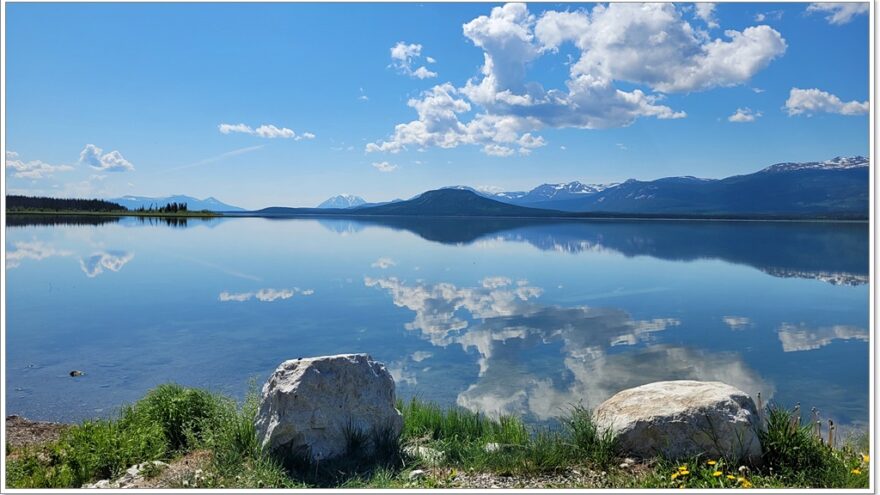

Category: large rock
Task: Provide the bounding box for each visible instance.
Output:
[594,380,762,462]
[255,354,403,463]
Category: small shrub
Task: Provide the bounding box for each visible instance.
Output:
[123,383,223,451]
[562,404,618,468]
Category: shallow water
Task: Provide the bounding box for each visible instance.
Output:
[5,216,869,430]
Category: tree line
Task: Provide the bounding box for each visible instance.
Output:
[6,195,126,212]
[7,195,191,214]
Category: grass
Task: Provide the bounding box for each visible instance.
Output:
[5,384,871,489]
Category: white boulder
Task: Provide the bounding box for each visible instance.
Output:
[255,354,403,463]
[594,380,762,462]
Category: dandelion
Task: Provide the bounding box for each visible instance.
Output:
[678,465,688,471]
[852,468,862,475]
[713,471,722,477]
[862,454,870,463]
[707,460,717,466]
[726,475,736,480]
[679,470,690,476]
[671,472,679,480]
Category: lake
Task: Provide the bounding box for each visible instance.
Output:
[5,215,870,433]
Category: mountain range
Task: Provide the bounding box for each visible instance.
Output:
[312,156,868,217]
[109,195,245,212]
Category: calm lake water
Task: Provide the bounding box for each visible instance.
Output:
[5,216,870,431]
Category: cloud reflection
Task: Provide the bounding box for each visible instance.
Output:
[777,323,868,352]
[79,251,134,277]
[365,275,772,420]
[6,241,73,269]
[218,287,314,302]
[722,316,752,330]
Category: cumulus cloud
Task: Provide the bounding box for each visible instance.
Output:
[807,3,869,25]
[728,107,762,123]
[6,151,75,179]
[777,322,868,352]
[218,123,315,140]
[218,287,314,302]
[79,251,135,277]
[694,3,719,28]
[785,88,869,116]
[372,161,398,172]
[78,145,134,172]
[372,257,397,269]
[390,42,437,79]
[368,3,784,156]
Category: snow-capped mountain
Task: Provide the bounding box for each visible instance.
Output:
[317,194,367,209]
[489,181,620,205]
[761,156,869,173]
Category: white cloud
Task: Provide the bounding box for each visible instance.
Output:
[372,257,397,269]
[728,107,762,123]
[369,3,784,156]
[78,144,135,172]
[390,41,438,79]
[79,251,135,278]
[372,161,398,172]
[218,122,313,140]
[6,151,75,179]
[784,88,869,116]
[753,10,784,22]
[807,3,869,25]
[694,3,719,28]
[218,287,313,302]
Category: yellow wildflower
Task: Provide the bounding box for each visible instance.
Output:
[707,460,717,466]
[712,471,722,477]
[671,473,679,480]
[852,468,862,475]
[862,454,870,463]
[726,475,736,480]
[679,470,690,476]
[741,480,753,488]
[678,465,688,471]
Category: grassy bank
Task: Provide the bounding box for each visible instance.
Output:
[5,384,870,489]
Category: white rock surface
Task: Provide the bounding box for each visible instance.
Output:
[594,380,762,462]
[81,461,168,489]
[255,354,403,463]
[403,444,444,464]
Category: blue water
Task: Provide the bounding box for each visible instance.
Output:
[5,216,869,430]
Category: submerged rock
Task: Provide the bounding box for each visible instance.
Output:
[255,354,403,464]
[594,380,762,463]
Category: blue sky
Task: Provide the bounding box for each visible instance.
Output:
[5,2,870,209]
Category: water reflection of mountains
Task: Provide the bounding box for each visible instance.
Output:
[322,217,868,286]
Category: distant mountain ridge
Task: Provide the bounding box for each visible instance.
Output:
[110,195,244,212]
[473,156,866,215]
[256,155,868,218]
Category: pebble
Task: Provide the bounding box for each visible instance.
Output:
[408,469,427,481]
